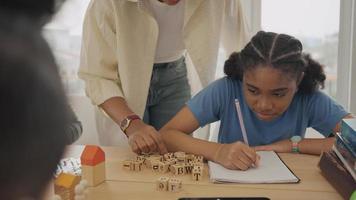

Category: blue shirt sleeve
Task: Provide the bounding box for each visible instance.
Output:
[186,78,228,127]
[306,91,349,136]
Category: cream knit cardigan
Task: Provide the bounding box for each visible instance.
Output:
[79,0,250,118]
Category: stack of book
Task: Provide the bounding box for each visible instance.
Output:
[319,118,356,199]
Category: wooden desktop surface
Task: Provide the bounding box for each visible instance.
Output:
[65,146,342,200]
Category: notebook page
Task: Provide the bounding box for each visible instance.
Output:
[209,151,299,183]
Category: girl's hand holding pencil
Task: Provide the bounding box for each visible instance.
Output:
[213,141,260,171]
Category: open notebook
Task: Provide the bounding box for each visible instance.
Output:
[208,151,300,183]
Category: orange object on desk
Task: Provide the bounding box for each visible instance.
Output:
[80,145,105,166]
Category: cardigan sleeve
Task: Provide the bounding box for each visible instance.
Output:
[78,0,124,106]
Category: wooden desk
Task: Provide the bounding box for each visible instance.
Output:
[65,146,342,200]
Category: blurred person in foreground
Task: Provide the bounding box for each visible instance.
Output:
[0,14,70,200]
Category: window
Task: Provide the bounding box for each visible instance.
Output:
[43,0,98,145]
[43,0,90,96]
[261,0,340,98]
[337,0,356,112]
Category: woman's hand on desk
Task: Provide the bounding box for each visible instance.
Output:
[213,141,260,170]
[126,120,168,155]
[254,139,292,153]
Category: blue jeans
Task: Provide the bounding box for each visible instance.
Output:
[143,57,191,129]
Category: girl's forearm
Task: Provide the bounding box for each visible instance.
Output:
[161,130,221,161]
[299,137,335,155]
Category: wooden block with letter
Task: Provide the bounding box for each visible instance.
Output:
[192,165,203,181]
[165,158,177,166]
[156,176,169,191]
[185,154,195,163]
[174,151,185,158]
[184,163,194,174]
[158,161,169,173]
[168,178,182,192]
[132,160,143,171]
[165,159,176,172]
[163,152,174,160]
[174,152,186,163]
[146,156,162,168]
[80,145,106,186]
[171,164,185,175]
[136,155,146,163]
[190,161,204,171]
[122,160,132,170]
[151,160,160,172]
[150,154,163,161]
[194,155,204,163]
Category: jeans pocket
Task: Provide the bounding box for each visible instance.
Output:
[169,58,187,79]
[156,59,186,85]
[174,60,187,75]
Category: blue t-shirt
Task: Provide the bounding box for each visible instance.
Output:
[187,77,348,146]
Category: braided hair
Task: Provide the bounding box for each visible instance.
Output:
[224,31,326,94]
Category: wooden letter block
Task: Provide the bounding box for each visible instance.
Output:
[174,152,186,163]
[132,161,142,171]
[174,152,186,158]
[175,155,186,163]
[140,153,151,167]
[122,160,132,170]
[156,177,169,191]
[158,161,169,173]
[144,158,151,168]
[185,154,195,163]
[165,158,177,165]
[150,154,163,161]
[168,178,182,192]
[163,153,174,160]
[192,162,204,168]
[151,161,160,172]
[136,155,146,162]
[184,163,194,174]
[171,164,185,175]
[146,156,162,168]
[144,158,152,168]
[192,166,203,181]
[194,155,204,163]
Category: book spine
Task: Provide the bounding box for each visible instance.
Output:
[318,151,356,200]
[341,120,356,149]
[336,133,356,158]
[335,134,356,169]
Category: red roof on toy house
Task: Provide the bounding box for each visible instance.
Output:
[80,145,105,166]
